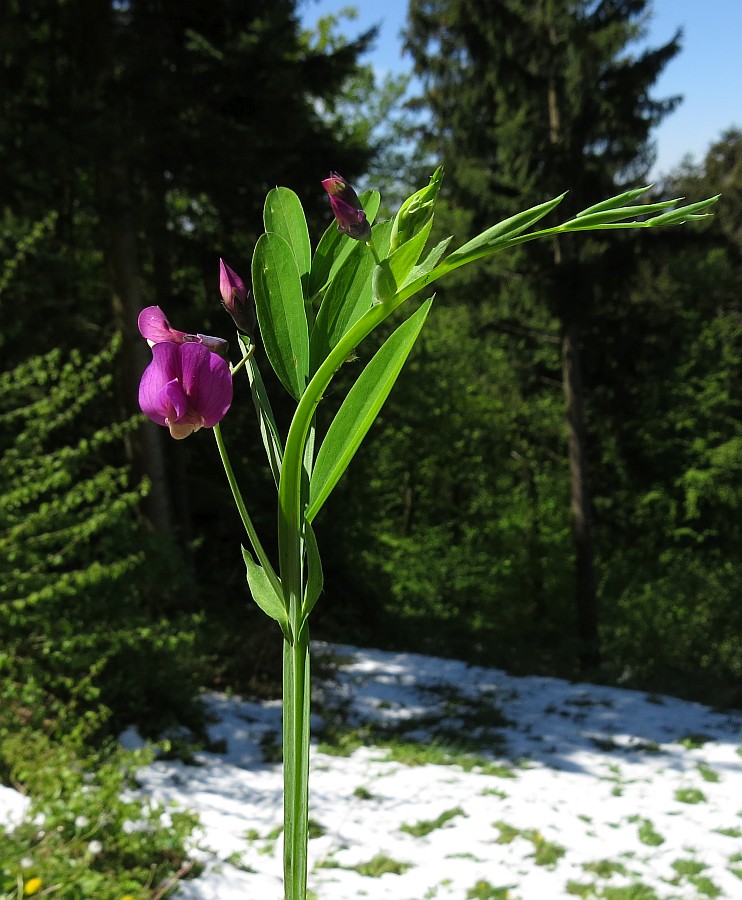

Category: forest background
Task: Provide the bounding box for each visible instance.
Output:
[1,0,741,759]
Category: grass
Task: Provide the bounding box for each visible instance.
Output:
[633,817,664,847]
[400,806,466,837]
[466,881,515,899]
[352,785,376,800]
[315,850,412,878]
[697,763,721,783]
[314,676,512,769]
[582,858,629,878]
[674,787,707,804]
[382,740,517,775]
[492,820,565,867]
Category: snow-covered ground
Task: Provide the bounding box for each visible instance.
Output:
[5,643,742,898]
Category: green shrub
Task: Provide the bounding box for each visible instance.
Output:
[0,339,204,740]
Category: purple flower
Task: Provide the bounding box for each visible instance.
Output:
[218,260,256,336]
[138,341,233,440]
[321,172,371,241]
[138,305,229,359]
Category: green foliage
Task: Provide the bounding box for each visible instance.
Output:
[400,806,466,837]
[307,298,434,522]
[466,882,513,899]
[0,339,203,738]
[0,719,198,899]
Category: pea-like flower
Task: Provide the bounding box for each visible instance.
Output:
[138,305,229,358]
[138,341,233,440]
[321,172,371,241]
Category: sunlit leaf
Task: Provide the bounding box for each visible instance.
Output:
[252,232,309,400]
[264,187,311,292]
[242,546,290,641]
[306,298,434,523]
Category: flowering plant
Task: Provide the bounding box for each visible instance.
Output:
[137,170,716,899]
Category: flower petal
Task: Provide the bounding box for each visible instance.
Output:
[138,342,182,425]
[178,342,233,427]
[138,306,187,344]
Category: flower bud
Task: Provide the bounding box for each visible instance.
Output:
[389,166,444,253]
[321,172,372,242]
[372,260,397,304]
[219,259,257,336]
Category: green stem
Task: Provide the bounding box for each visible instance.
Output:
[212,422,282,598]
[277,297,400,899]
[283,623,310,900]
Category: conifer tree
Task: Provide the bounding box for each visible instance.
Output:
[0,0,375,535]
[404,0,681,665]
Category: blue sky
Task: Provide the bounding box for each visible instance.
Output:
[299,0,742,178]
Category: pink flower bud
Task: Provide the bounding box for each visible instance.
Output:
[219,259,256,335]
[321,172,371,242]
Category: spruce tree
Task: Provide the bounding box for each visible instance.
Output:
[404,0,681,665]
[0,0,375,535]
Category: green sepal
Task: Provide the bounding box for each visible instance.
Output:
[308,190,381,299]
[242,545,291,642]
[306,297,434,523]
[252,231,310,400]
[263,187,311,293]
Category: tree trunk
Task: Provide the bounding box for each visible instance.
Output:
[561,320,600,667]
[545,6,600,668]
[105,219,175,536]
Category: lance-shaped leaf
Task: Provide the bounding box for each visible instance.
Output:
[647,195,720,226]
[403,235,453,288]
[302,521,323,618]
[242,546,291,641]
[239,334,283,486]
[306,297,434,523]
[563,199,680,229]
[387,217,434,288]
[308,190,380,299]
[310,241,375,374]
[444,193,566,269]
[264,187,311,293]
[252,231,309,400]
[574,186,653,218]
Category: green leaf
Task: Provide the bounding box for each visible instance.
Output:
[444,193,566,268]
[308,190,381,299]
[387,217,434,288]
[238,335,283,486]
[306,297,434,523]
[302,522,323,618]
[564,200,679,228]
[394,195,565,305]
[263,187,311,292]
[575,186,653,217]
[242,546,291,640]
[403,235,453,287]
[310,241,375,374]
[252,232,310,400]
[648,195,720,226]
